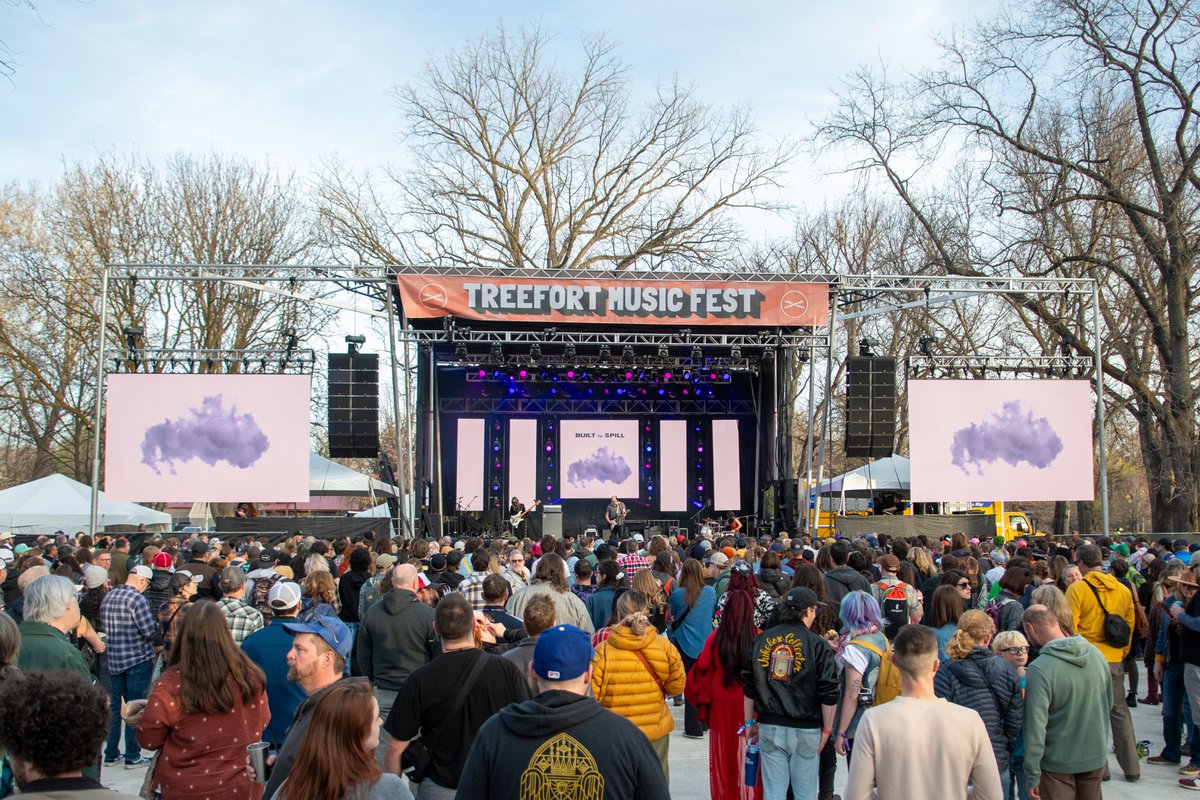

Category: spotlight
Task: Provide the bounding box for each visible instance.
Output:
[858,337,878,357]
[622,345,635,363]
[917,336,936,357]
[530,344,542,360]
[563,343,576,360]
[1059,335,1074,358]
[490,342,503,359]
[455,344,468,359]
[691,347,702,362]
[657,345,668,358]
[599,345,611,360]
[731,347,741,359]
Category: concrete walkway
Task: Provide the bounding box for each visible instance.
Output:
[100,686,1183,798]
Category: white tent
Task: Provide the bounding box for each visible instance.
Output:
[818,456,911,496]
[309,453,399,498]
[354,502,391,518]
[0,474,171,535]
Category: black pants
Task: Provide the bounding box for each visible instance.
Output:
[819,734,837,798]
[680,653,703,736]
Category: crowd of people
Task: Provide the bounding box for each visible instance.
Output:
[0,525,1191,799]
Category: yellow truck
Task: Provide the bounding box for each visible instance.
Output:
[802,495,1041,542]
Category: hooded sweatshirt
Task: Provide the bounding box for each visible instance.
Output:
[1022,634,1112,788]
[356,588,437,690]
[824,565,870,607]
[455,690,671,800]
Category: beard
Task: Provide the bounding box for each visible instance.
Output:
[287,662,316,683]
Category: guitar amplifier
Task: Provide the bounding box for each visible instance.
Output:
[543,505,563,538]
[625,521,646,533]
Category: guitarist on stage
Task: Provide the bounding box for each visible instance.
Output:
[605,495,628,538]
[509,497,541,537]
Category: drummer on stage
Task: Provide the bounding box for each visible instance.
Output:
[726,511,743,534]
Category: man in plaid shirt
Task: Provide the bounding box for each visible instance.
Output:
[458,548,494,610]
[98,564,157,767]
[616,537,652,577]
[215,566,264,645]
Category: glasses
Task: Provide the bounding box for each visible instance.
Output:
[509,557,524,563]
[1000,646,1029,655]
[956,581,971,588]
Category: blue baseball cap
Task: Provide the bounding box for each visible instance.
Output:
[532,625,593,682]
[283,615,353,660]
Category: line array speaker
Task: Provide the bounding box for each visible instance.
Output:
[328,353,379,458]
[845,356,896,458]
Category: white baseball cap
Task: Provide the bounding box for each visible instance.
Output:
[129,565,153,580]
[268,581,303,610]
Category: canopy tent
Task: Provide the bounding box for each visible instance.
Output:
[818,456,911,496]
[354,502,390,518]
[309,453,399,498]
[0,474,171,536]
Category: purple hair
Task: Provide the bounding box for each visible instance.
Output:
[835,590,883,656]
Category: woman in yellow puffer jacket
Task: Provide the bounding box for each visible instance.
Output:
[591,589,688,784]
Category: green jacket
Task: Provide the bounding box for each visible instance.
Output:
[713,568,732,598]
[16,622,99,780]
[1023,634,1112,788]
[16,621,91,678]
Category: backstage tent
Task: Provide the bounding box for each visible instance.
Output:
[0,474,171,535]
[818,456,911,496]
[309,453,399,498]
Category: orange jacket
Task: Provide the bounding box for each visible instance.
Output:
[591,623,687,740]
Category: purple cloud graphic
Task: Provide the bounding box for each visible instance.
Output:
[567,447,633,488]
[950,400,1064,475]
[140,394,270,475]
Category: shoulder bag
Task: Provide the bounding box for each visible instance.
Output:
[1085,578,1132,649]
[400,651,490,783]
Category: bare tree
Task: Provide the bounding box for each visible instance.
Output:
[318,23,794,271]
[0,153,331,486]
[815,0,1200,531]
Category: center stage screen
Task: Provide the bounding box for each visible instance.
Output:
[559,419,639,499]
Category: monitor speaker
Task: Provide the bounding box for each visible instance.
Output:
[327,353,379,458]
[845,356,896,458]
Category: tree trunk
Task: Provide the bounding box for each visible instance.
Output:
[1052,501,1070,536]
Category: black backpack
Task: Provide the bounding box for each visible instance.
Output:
[1085,579,1131,649]
[874,580,910,640]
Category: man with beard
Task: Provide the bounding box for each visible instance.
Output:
[254,614,356,800]
[241,582,307,750]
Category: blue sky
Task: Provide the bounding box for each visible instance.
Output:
[3,0,998,214]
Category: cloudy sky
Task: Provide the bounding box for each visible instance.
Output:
[4,0,998,215]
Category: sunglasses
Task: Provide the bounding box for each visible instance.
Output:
[956,581,971,588]
[1000,646,1029,655]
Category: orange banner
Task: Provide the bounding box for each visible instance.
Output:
[396,274,828,327]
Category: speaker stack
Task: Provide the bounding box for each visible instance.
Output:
[845,356,896,458]
[328,352,379,458]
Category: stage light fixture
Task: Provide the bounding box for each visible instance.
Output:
[731,347,741,359]
[622,345,635,363]
[1059,335,1074,357]
[345,334,366,355]
[657,345,668,358]
[490,342,503,359]
[599,345,611,360]
[917,336,936,357]
[691,347,702,362]
[455,344,468,359]
[563,343,576,359]
[858,337,878,357]
[530,344,542,360]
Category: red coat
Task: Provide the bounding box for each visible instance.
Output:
[137,666,270,800]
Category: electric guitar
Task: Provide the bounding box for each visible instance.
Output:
[607,503,629,529]
[510,500,542,527]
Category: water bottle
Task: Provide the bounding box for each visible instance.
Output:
[744,738,760,787]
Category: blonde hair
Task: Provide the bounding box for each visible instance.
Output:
[1030,584,1074,634]
[946,610,995,660]
[908,547,934,576]
[615,589,651,636]
[992,630,1029,652]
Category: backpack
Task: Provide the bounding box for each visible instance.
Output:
[875,581,911,640]
[985,596,1014,631]
[251,574,280,624]
[851,636,902,706]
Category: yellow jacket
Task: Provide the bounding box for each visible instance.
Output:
[1067,570,1135,662]
[591,624,687,740]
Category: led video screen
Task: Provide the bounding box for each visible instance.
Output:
[104,374,311,502]
[559,419,639,499]
[908,380,1095,501]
